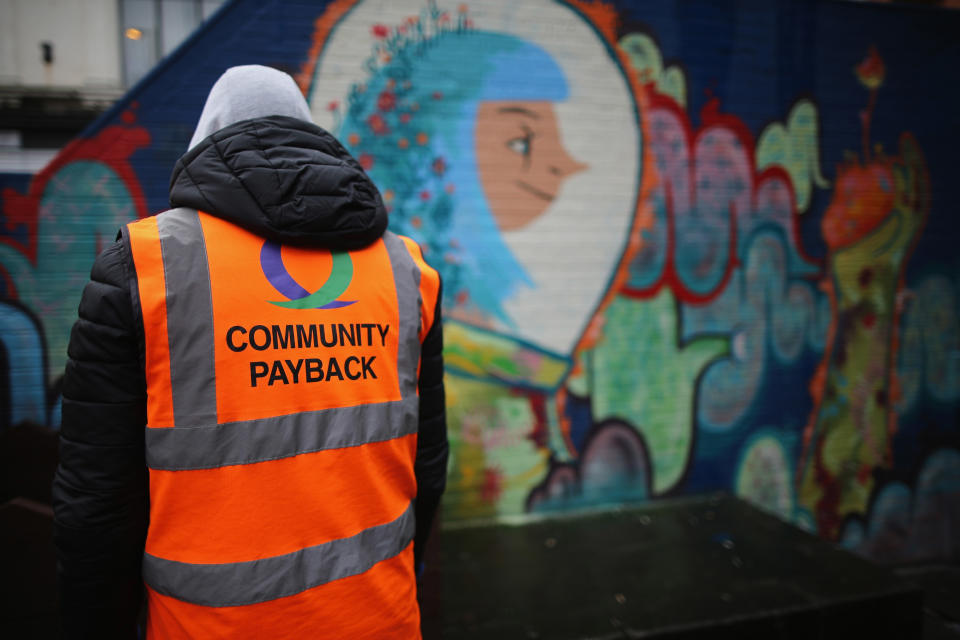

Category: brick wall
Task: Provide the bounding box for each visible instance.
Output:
[1,0,958,562]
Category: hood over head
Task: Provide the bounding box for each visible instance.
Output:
[170,65,387,250]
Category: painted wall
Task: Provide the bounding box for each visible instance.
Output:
[2,0,958,563]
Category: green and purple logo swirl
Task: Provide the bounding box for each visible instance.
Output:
[260,240,357,310]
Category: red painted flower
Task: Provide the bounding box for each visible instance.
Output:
[855,46,885,90]
[371,24,389,38]
[399,113,412,124]
[480,467,503,503]
[432,157,447,176]
[377,90,396,112]
[366,113,389,136]
[411,216,423,229]
[420,190,431,201]
[326,100,339,112]
[432,91,443,100]
[358,153,374,170]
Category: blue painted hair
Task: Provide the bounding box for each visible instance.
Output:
[340,28,568,325]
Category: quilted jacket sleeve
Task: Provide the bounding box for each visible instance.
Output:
[413,282,448,570]
[52,237,148,639]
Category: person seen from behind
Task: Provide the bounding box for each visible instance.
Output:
[52,64,448,639]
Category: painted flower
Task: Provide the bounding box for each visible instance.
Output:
[347,133,360,146]
[326,100,339,112]
[432,157,447,176]
[855,46,885,90]
[416,132,429,145]
[399,113,412,124]
[420,190,431,201]
[444,183,456,194]
[431,91,443,101]
[398,137,409,149]
[371,24,389,38]
[358,153,374,170]
[383,189,395,202]
[411,216,423,229]
[366,113,389,136]
[377,90,396,112]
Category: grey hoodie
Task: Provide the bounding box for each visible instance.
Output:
[170,65,388,250]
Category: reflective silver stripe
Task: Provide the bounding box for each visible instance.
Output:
[146,395,419,470]
[153,225,419,433]
[382,231,421,400]
[157,208,217,426]
[143,501,415,607]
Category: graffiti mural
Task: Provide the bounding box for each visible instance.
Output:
[304,0,654,519]
[0,116,149,426]
[797,87,930,536]
[1,0,958,562]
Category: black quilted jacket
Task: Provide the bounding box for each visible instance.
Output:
[52,115,448,637]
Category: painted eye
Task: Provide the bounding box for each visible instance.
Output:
[506,136,530,155]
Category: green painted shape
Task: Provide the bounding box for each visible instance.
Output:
[269,251,353,309]
[756,99,829,213]
[443,374,546,520]
[588,291,728,494]
[619,32,687,107]
[2,161,139,379]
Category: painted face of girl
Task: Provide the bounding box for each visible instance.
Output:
[475,101,587,231]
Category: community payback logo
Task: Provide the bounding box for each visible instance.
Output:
[259,240,357,309]
[238,241,382,388]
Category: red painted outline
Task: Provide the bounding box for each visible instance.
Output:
[621,90,820,306]
[1,118,151,266]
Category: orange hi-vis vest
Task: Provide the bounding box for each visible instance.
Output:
[125,208,440,639]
